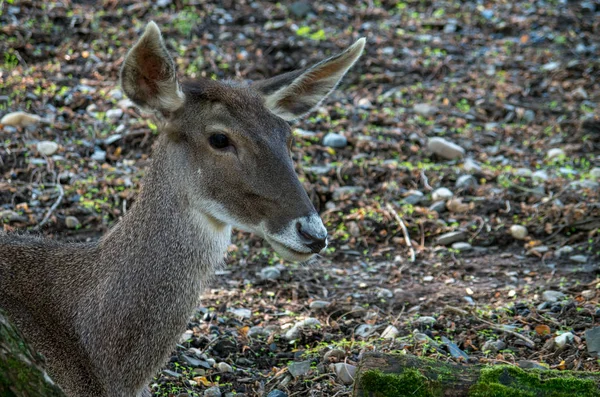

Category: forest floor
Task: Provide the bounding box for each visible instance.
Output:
[1,0,600,396]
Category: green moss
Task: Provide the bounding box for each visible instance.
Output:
[469,366,600,397]
[360,369,443,397]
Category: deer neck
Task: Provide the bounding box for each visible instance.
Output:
[99,134,231,290]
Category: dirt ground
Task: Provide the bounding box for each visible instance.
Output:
[1,0,600,396]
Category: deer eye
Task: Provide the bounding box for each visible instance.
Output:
[209,134,231,150]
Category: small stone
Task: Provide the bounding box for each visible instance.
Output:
[463,158,481,173]
[267,391,288,397]
[532,170,549,182]
[36,141,59,156]
[402,190,424,205]
[260,266,281,280]
[522,109,535,123]
[546,148,565,160]
[432,187,453,201]
[162,369,182,378]
[332,186,364,200]
[204,386,222,397]
[117,98,135,109]
[415,316,436,326]
[288,360,311,377]
[108,88,123,100]
[554,246,573,257]
[91,149,106,162]
[480,9,494,19]
[1,111,41,127]
[376,288,393,299]
[510,225,528,240]
[229,308,251,319]
[455,175,478,189]
[581,290,596,300]
[554,332,574,349]
[590,168,600,180]
[289,1,312,17]
[284,318,321,340]
[482,339,506,353]
[331,363,357,385]
[413,103,438,116]
[355,324,375,338]
[217,362,233,373]
[181,355,204,368]
[518,361,548,370]
[444,20,457,33]
[323,133,347,148]
[585,327,600,356]
[436,230,468,245]
[323,348,346,362]
[106,108,123,121]
[247,326,270,338]
[514,168,533,177]
[542,290,565,303]
[104,134,122,145]
[309,300,330,310]
[381,325,399,340]
[429,201,446,213]
[65,216,80,229]
[428,137,465,160]
[542,61,560,71]
[423,276,434,282]
[452,242,472,251]
[570,255,588,263]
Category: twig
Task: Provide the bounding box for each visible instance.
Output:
[386,203,416,262]
[34,182,64,230]
[420,170,433,191]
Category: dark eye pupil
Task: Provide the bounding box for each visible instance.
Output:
[209,134,229,149]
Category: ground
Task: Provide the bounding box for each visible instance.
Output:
[1,0,599,396]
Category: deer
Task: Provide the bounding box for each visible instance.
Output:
[0,22,364,397]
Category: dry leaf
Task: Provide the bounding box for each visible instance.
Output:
[535,324,551,336]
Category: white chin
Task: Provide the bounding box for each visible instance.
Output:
[265,238,315,262]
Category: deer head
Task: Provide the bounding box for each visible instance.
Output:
[121,22,365,262]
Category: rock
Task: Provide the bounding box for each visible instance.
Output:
[204,386,222,397]
[442,336,469,359]
[181,355,206,368]
[554,246,573,257]
[309,300,330,310]
[36,141,59,156]
[1,111,41,127]
[415,316,436,326]
[590,167,600,180]
[514,168,533,177]
[376,288,393,299]
[217,362,233,373]
[288,360,311,377]
[436,230,467,245]
[482,339,506,353]
[542,61,560,71]
[91,149,106,162]
[260,266,281,280]
[323,133,347,148]
[108,88,123,100]
[289,1,312,17]
[522,109,535,123]
[586,327,600,356]
[569,179,599,190]
[444,19,458,33]
[105,108,123,121]
[284,318,321,340]
[455,175,478,189]
[413,103,438,116]
[247,326,270,338]
[554,332,574,349]
[546,148,565,160]
[323,348,346,362]
[229,308,251,319]
[581,290,596,300]
[267,390,288,397]
[427,137,465,160]
[480,9,494,19]
[542,290,565,303]
[432,187,453,201]
[381,325,399,340]
[402,190,424,205]
[510,225,528,240]
[518,360,548,370]
[162,369,182,378]
[117,98,135,109]
[463,158,482,173]
[65,216,80,229]
[355,324,376,338]
[452,242,472,251]
[332,186,364,200]
[570,255,587,263]
[423,276,434,282]
[429,201,446,213]
[331,363,357,385]
[532,170,549,182]
[104,134,122,145]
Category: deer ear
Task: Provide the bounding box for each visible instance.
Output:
[253,38,365,121]
[120,22,184,114]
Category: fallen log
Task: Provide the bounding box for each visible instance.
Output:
[0,309,65,396]
[353,352,600,397]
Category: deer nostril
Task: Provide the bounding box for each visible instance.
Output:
[296,220,327,253]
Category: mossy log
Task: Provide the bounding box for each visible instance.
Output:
[0,309,65,396]
[353,352,600,397]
